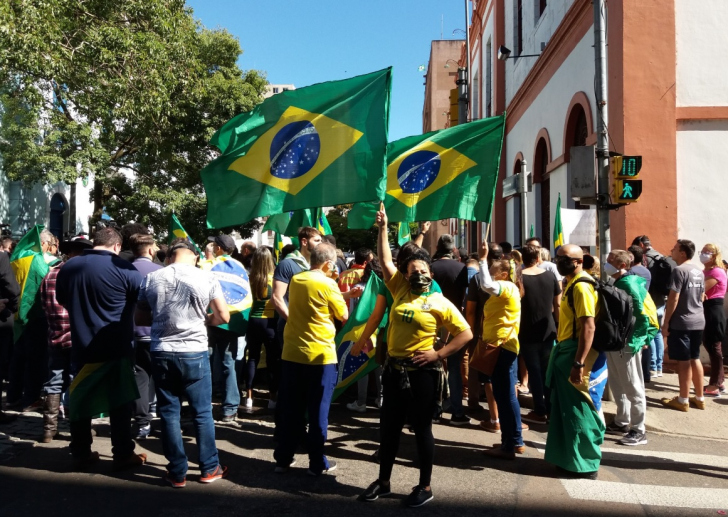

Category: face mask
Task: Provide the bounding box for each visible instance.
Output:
[699,253,712,264]
[408,273,433,293]
[555,255,577,276]
[604,262,620,276]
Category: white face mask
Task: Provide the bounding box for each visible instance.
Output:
[604,262,620,276]
[699,253,712,264]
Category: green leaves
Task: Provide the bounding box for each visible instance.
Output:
[0,0,267,242]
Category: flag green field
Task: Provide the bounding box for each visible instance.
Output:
[168,213,203,256]
[554,193,564,249]
[348,115,505,227]
[10,225,49,340]
[202,68,392,228]
[263,208,331,237]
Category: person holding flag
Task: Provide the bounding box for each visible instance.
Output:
[358,205,472,508]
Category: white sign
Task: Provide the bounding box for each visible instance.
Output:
[561,208,596,246]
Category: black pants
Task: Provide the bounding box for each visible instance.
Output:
[245,317,279,394]
[70,403,134,460]
[8,318,48,405]
[379,367,437,486]
[133,340,155,427]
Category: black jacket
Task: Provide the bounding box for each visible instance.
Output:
[0,251,20,328]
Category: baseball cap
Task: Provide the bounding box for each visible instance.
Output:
[207,234,236,252]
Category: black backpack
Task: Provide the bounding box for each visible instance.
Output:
[646,253,675,298]
[565,277,636,353]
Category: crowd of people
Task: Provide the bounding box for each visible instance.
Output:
[0,215,725,507]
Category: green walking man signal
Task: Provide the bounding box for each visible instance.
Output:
[611,155,643,204]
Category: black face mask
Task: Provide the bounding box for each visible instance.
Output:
[555,255,577,276]
[408,273,433,293]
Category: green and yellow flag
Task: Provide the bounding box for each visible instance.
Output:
[263,208,332,237]
[168,213,203,257]
[397,222,411,246]
[202,68,392,228]
[273,232,285,261]
[553,193,564,250]
[69,358,139,421]
[10,225,50,338]
[348,115,505,228]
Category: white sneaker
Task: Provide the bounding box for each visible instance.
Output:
[649,370,657,377]
[267,399,277,409]
[656,370,663,377]
[346,401,367,413]
[244,398,253,411]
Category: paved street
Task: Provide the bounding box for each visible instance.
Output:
[2,371,727,517]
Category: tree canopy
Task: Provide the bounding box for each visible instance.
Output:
[0,0,267,241]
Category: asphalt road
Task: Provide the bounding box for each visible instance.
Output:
[1,394,727,517]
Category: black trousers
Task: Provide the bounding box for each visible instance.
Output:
[379,367,437,486]
[132,339,155,427]
[70,403,134,460]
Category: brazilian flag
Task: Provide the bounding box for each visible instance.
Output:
[263,207,331,237]
[10,225,50,340]
[332,274,386,401]
[397,222,411,246]
[553,192,564,250]
[200,256,252,335]
[201,68,392,228]
[348,115,505,227]
[168,213,203,257]
[69,358,139,421]
[273,232,285,261]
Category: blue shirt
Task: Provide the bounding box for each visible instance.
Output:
[273,257,305,305]
[56,249,143,364]
[131,257,163,341]
[628,265,652,291]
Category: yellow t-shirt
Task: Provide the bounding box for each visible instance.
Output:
[282,270,347,365]
[481,281,521,354]
[386,271,470,358]
[250,274,275,319]
[557,271,597,343]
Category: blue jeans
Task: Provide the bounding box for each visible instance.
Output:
[491,348,523,453]
[274,360,337,474]
[151,351,219,479]
[208,327,240,416]
[649,305,665,371]
[447,346,465,417]
[43,346,72,395]
[520,341,553,416]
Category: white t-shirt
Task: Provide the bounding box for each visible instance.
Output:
[138,263,223,352]
[538,260,563,282]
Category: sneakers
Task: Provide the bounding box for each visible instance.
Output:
[521,411,548,425]
[274,459,297,473]
[450,415,472,426]
[135,424,151,440]
[220,414,236,423]
[605,422,630,435]
[704,386,721,398]
[656,370,663,377]
[404,485,434,508]
[617,429,648,446]
[479,420,500,433]
[200,465,228,483]
[165,473,187,488]
[112,452,147,472]
[307,460,337,476]
[358,480,391,502]
[72,451,101,471]
[689,396,705,410]
[346,401,367,413]
[244,398,254,411]
[661,397,689,412]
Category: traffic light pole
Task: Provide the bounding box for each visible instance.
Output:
[594,0,611,280]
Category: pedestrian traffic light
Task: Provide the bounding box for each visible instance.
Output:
[612,155,642,204]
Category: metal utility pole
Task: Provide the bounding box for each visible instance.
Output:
[594,0,611,279]
[520,160,529,245]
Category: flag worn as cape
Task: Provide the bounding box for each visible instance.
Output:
[199,255,252,335]
[332,274,385,401]
[554,193,565,250]
[202,68,392,228]
[69,358,140,421]
[347,115,505,227]
[168,213,203,257]
[10,225,50,340]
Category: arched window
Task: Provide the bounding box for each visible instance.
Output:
[512,157,523,246]
[533,137,550,246]
[49,192,68,240]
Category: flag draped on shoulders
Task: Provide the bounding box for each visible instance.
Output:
[553,193,564,250]
[10,225,50,340]
[332,274,385,401]
[168,213,203,257]
[348,115,505,228]
[200,255,252,335]
[201,68,392,228]
[69,358,139,421]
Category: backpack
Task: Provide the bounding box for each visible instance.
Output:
[565,277,636,353]
[645,252,675,298]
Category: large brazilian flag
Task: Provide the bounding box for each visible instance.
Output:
[201,68,392,228]
[200,255,252,335]
[348,115,505,227]
[10,225,50,340]
[263,207,332,237]
[332,274,386,401]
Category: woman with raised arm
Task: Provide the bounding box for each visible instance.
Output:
[357,206,473,508]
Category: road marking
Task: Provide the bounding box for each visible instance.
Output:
[529,441,728,508]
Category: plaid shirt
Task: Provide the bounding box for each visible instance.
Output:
[40,264,71,348]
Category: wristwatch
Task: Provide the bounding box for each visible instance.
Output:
[572,361,585,369]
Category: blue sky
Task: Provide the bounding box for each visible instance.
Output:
[185,0,466,141]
